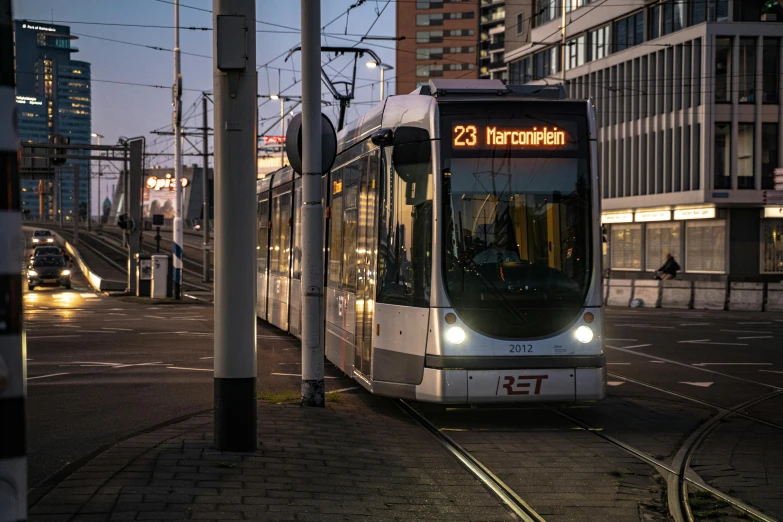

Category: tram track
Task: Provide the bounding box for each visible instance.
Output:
[395,399,546,522]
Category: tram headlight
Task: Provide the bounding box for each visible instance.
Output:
[575,325,593,344]
[446,326,466,345]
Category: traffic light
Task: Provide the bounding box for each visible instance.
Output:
[51,135,69,167]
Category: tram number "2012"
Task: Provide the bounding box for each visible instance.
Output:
[509,344,533,353]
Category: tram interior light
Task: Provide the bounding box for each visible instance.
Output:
[575,325,593,344]
[446,326,466,344]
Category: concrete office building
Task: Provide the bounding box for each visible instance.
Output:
[14,20,92,221]
[479,0,507,81]
[505,0,783,279]
[396,0,480,94]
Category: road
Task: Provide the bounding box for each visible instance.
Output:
[22,229,783,519]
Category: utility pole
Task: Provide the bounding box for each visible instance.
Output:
[92,133,103,228]
[172,0,184,300]
[213,0,257,450]
[73,164,79,246]
[202,94,210,283]
[301,0,325,407]
[0,2,27,520]
[561,0,567,84]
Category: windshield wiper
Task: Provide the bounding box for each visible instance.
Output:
[461,257,532,326]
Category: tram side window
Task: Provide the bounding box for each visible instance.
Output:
[270,189,292,274]
[342,183,359,290]
[292,184,302,279]
[257,198,269,272]
[328,171,344,285]
[377,138,433,308]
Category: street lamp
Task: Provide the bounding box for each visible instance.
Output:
[91,133,104,230]
[366,61,394,101]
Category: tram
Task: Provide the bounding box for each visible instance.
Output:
[256,79,605,403]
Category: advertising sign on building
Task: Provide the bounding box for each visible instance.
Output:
[774,168,783,191]
[142,172,189,219]
[762,190,783,205]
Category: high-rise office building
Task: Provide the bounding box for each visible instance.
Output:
[505,1,783,280]
[15,20,92,220]
[479,0,506,81]
[396,1,480,95]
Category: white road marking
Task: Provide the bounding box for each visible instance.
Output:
[614,324,675,329]
[649,360,665,363]
[614,323,649,327]
[677,339,748,346]
[138,332,174,335]
[607,381,624,386]
[680,322,711,326]
[759,370,783,375]
[258,335,290,339]
[199,356,214,359]
[28,372,69,380]
[617,344,652,349]
[738,321,772,325]
[111,362,166,368]
[720,329,771,334]
[679,382,714,388]
[102,327,133,331]
[737,336,774,340]
[692,362,773,366]
[331,387,359,393]
[167,366,213,372]
[605,338,637,342]
[27,335,81,339]
[270,372,339,379]
[107,313,126,316]
[607,362,631,365]
[80,329,115,333]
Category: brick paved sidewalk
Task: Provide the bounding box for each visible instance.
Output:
[28,393,516,522]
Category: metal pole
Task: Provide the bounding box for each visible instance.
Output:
[380,67,384,101]
[73,164,79,246]
[96,135,102,228]
[86,160,91,231]
[280,97,285,166]
[561,0,566,84]
[213,0,258,450]
[173,0,184,299]
[0,2,28,519]
[202,94,210,283]
[301,0,324,407]
[58,168,64,228]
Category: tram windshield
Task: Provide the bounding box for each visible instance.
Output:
[441,106,593,338]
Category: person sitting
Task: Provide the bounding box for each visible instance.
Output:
[471,243,522,265]
[658,253,680,280]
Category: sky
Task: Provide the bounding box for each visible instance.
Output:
[13,0,397,187]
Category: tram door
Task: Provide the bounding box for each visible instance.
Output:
[354,150,381,377]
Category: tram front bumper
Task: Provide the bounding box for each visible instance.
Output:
[415,364,605,404]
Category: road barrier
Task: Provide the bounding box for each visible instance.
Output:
[631,279,660,308]
[660,280,692,309]
[728,282,764,312]
[767,283,783,311]
[692,281,728,310]
[606,279,633,307]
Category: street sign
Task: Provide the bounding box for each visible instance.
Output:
[285,112,337,175]
[762,190,783,205]
[263,136,285,145]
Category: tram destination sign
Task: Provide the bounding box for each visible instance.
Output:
[450,120,579,152]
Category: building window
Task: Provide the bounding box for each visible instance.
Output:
[738,124,755,189]
[738,38,756,103]
[762,123,779,190]
[610,224,642,270]
[417,13,443,26]
[691,0,707,24]
[714,122,731,189]
[685,220,726,273]
[416,64,444,77]
[417,30,443,43]
[589,25,610,62]
[517,12,524,34]
[646,223,681,273]
[533,0,557,28]
[565,35,585,71]
[649,5,660,40]
[761,220,783,273]
[614,11,643,52]
[715,37,732,103]
[763,38,780,104]
[417,0,443,8]
[661,0,684,36]
[710,0,730,21]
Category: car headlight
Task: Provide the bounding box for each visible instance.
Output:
[28,270,38,277]
[61,269,71,276]
[575,325,593,344]
[446,326,466,344]
[32,238,39,243]
[46,238,54,243]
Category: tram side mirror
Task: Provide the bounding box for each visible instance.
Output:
[371,128,394,146]
[392,127,431,206]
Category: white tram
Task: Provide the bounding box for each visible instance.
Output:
[256,79,605,403]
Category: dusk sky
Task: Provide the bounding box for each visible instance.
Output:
[13,0,397,180]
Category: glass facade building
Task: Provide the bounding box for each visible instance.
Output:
[14,21,92,220]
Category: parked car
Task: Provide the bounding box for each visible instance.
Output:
[28,255,71,291]
[31,229,55,246]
